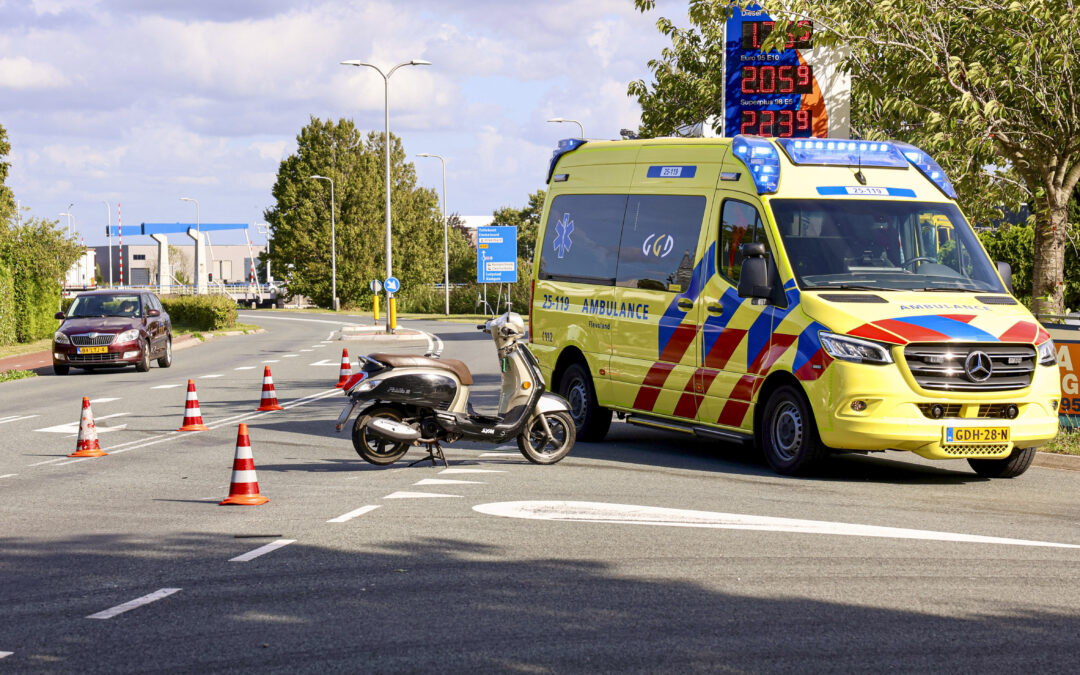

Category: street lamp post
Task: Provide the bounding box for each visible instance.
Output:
[416,153,449,315]
[180,197,203,292]
[256,223,272,283]
[547,117,585,138]
[103,201,113,287]
[340,57,431,332]
[309,175,338,311]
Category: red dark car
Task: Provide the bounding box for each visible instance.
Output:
[53,290,172,375]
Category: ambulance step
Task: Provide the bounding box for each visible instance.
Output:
[626,414,752,445]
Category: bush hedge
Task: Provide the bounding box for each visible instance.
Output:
[15,275,61,343]
[0,263,15,346]
[161,294,238,331]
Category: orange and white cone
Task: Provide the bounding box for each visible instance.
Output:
[255,365,284,411]
[69,397,107,458]
[177,379,209,431]
[220,423,268,506]
[334,348,352,388]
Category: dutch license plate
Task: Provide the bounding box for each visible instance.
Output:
[77,346,108,355]
[944,426,1010,444]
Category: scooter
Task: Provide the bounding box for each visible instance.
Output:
[333,312,576,466]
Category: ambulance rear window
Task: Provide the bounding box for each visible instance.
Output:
[538,194,626,284]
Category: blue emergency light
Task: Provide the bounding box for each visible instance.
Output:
[547,138,587,183]
[731,135,781,194]
[892,141,958,199]
[777,138,910,168]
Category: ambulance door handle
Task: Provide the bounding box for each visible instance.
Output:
[706,304,724,314]
[677,298,694,310]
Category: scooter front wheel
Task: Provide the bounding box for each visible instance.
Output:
[352,405,411,465]
[517,411,576,465]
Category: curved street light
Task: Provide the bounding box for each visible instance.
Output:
[340,58,431,331]
[547,117,585,138]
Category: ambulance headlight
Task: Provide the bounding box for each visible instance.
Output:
[1037,340,1057,366]
[819,332,893,365]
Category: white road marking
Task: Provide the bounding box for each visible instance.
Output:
[28,458,67,467]
[200,374,223,378]
[309,359,340,367]
[327,505,381,523]
[265,359,280,363]
[34,413,131,434]
[383,491,461,499]
[439,468,507,475]
[151,384,184,389]
[282,354,297,358]
[0,651,11,659]
[89,398,120,404]
[310,345,324,348]
[300,349,313,352]
[234,366,256,371]
[478,452,520,458]
[230,539,296,562]
[473,501,1080,549]
[239,314,364,327]
[0,415,38,425]
[0,474,17,479]
[86,588,181,619]
[414,478,483,486]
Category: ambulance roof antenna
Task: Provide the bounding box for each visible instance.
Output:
[854,144,867,185]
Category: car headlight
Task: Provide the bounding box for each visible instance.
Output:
[54,331,70,344]
[356,378,380,393]
[116,329,140,343]
[818,331,894,365]
[1038,339,1057,366]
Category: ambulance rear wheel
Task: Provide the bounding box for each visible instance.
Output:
[967,446,1035,478]
[559,362,611,442]
[761,385,828,475]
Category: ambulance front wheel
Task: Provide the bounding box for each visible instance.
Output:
[967,446,1036,478]
[760,385,829,475]
[559,362,611,442]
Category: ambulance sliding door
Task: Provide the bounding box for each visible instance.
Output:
[609,194,709,416]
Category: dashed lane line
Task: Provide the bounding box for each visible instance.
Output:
[0,651,12,659]
[413,478,483,486]
[89,397,120,404]
[200,374,224,378]
[439,468,507,475]
[282,354,298,358]
[265,359,280,363]
[230,539,295,562]
[327,505,381,523]
[86,588,182,620]
[28,458,67,467]
[0,474,16,479]
[234,366,256,370]
[0,415,37,425]
[478,452,520,458]
[34,413,130,434]
[151,384,184,389]
[384,491,461,499]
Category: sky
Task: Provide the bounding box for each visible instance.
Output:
[0,0,684,247]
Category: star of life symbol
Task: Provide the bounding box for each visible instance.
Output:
[553,213,574,259]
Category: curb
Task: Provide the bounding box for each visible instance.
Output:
[1033,451,1080,471]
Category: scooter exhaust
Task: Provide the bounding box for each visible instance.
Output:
[367,417,422,442]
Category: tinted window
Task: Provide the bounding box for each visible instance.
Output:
[538,194,627,284]
[718,199,768,284]
[616,195,706,292]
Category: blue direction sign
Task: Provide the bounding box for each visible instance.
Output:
[369,279,383,293]
[383,276,401,294]
[476,226,518,283]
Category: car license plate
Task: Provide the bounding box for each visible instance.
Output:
[944,426,1010,444]
[77,346,108,354]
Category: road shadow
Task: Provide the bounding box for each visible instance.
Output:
[0,532,1077,672]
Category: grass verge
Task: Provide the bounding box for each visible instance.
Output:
[0,338,52,361]
[0,369,37,383]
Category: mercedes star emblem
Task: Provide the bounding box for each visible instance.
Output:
[964,351,993,382]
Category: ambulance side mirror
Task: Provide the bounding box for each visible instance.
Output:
[996,261,1014,295]
[738,243,772,302]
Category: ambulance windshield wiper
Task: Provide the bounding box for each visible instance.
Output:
[806,283,907,292]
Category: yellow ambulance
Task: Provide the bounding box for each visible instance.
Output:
[529,135,1060,476]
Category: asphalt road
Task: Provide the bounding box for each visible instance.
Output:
[1,310,1079,673]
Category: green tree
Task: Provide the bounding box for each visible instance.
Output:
[0,218,81,342]
[631,0,1079,315]
[445,213,476,283]
[264,117,443,308]
[492,189,546,262]
[0,124,14,223]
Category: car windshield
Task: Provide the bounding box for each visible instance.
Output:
[67,294,142,318]
[768,199,1006,293]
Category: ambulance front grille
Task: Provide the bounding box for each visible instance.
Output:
[903,344,1035,392]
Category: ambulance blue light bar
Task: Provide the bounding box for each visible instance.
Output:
[547,138,587,183]
[777,138,909,168]
[731,135,780,194]
[892,141,958,199]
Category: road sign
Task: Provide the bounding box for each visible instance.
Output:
[369,279,383,293]
[383,277,400,293]
[724,3,849,139]
[476,226,518,283]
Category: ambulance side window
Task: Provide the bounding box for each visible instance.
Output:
[717,199,768,285]
[537,194,627,284]
[616,195,707,293]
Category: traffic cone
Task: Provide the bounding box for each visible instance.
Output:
[334,348,352,388]
[255,365,284,411]
[220,423,268,506]
[69,397,107,458]
[177,379,209,431]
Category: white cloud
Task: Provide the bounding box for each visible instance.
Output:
[0,56,69,89]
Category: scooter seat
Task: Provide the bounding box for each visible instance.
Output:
[370,352,474,385]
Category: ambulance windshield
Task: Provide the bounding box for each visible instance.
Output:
[769,199,1006,293]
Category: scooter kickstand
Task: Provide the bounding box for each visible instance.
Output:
[408,442,448,468]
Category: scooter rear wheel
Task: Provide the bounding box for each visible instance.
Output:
[517,411,576,465]
[352,405,411,465]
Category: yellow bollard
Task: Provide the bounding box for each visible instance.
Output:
[389,295,398,330]
[373,294,380,324]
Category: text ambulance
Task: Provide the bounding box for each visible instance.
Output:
[530,135,1060,477]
